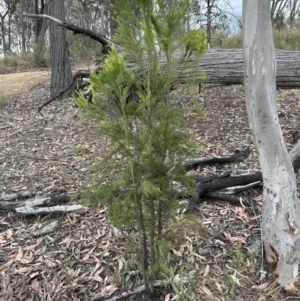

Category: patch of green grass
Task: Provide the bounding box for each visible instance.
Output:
[230,248,246,269]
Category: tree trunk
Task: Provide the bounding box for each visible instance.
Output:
[20,0,26,54]
[0,15,7,56]
[243,0,300,292]
[32,0,49,67]
[109,0,117,38]
[48,0,72,98]
[206,0,212,49]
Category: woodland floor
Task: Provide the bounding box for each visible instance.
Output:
[1,67,300,301]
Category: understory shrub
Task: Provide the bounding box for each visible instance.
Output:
[76,0,207,292]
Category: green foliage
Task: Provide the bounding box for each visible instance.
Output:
[184,29,207,58]
[76,0,206,289]
[230,248,245,269]
[160,253,192,301]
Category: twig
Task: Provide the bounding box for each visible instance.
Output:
[0,125,12,130]
[34,71,91,115]
[92,277,193,301]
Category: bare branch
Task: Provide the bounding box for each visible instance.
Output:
[23,13,113,51]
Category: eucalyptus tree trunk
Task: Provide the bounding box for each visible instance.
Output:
[32,0,48,67]
[20,0,26,54]
[109,0,117,38]
[243,0,300,291]
[48,0,72,97]
[0,14,8,56]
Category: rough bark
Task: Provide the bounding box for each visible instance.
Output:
[32,0,47,66]
[48,0,73,98]
[243,0,300,292]
[0,8,9,56]
[109,0,118,38]
[19,0,26,54]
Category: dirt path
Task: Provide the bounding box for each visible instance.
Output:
[0,61,94,97]
[0,70,50,97]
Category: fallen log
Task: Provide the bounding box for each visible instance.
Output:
[36,47,300,113]
[24,13,300,89]
[189,48,300,89]
[24,13,300,114]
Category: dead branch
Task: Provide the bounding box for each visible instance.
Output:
[184,144,250,169]
[0,191,82,215]
[0,189,43,201]
[35,71,91,116]
[15,204,82,215]
[23,13,113,52]
[92,277,192,301]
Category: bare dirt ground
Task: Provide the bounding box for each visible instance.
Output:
[1,69,300,301]
[0,70,50,97]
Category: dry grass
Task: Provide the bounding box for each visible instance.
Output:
[212,28,300,50]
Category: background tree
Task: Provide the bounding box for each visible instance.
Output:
[109,0,117,38]
[271,0,300,28]
[48,0,72,97]
[32,0,49,66]
[271,0,288,29]
[243,0,300,291]
[64,0,108,60]
[19,0,26,54]
[190,0,233,47]
[0,0,18,56]
[287,0,300,27]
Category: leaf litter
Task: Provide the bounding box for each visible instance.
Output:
[1,71,300,300]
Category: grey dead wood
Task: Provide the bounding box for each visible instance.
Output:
[0,191,81,215]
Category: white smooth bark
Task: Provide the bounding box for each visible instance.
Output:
[243,0,300,291]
